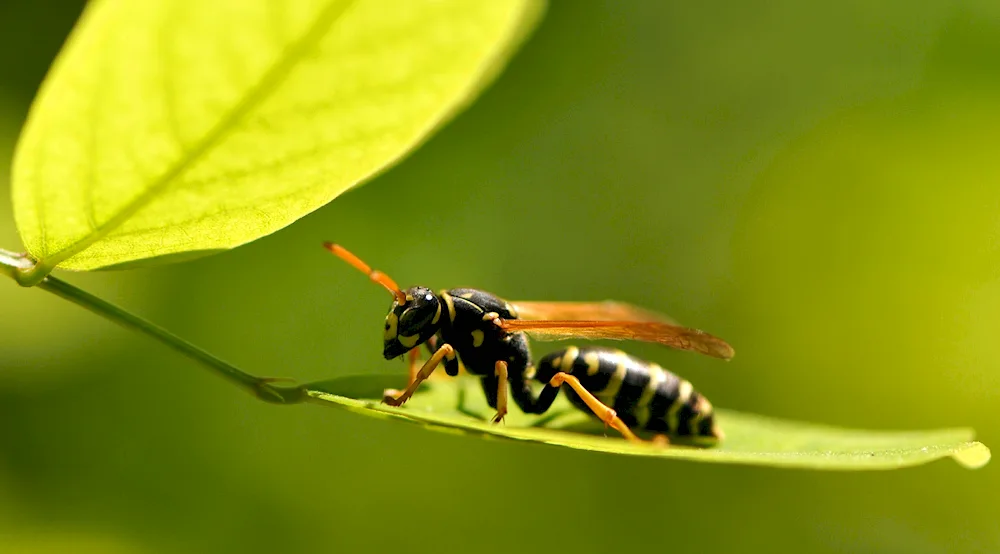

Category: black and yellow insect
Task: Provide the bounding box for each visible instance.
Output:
[324,243,734,445]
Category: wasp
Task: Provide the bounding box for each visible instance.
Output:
[324,243,734,445]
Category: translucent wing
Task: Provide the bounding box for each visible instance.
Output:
[511,301,679,324]
[500,319,735,360]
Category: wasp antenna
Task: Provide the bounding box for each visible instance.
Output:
[323,242,407,304]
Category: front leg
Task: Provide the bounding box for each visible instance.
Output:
[383,343,455,407]
[403,336,441,387]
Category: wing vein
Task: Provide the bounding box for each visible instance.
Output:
[502,319,735,360]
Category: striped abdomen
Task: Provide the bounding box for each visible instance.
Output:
[535,346,722,441]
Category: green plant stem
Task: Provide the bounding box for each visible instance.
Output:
[0,249,306,404]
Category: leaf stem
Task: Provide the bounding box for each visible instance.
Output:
[12,259,53,287]
[0,248,305,404]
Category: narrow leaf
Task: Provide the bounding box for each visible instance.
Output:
[304,375,991,470]
[12,0,544,271]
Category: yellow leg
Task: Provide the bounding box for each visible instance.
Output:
[383,344,455,407]
[549,372,641,443]
[406,348,421,387]
[401,336,443,386]
[491,361,509,424]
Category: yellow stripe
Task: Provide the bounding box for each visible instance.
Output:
[633,364,666,425]
[560,347,580,372]
[689,395,714,436]
[524,366,537,380]
[384,312,398,340]
[698,395,714,415]
[667,380,693,432]
[471,329,485,347]
[398,334,419,348]
[453,295,483,313]
[441,292,456,322]
[600,357,628,401]
[431,302,441,325]
[583,352,601,376]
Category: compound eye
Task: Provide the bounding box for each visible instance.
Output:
[400,304,433,332]
[398,307,417,329]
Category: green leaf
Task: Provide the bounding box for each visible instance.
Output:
[11,0,544,273]
[304,374,991,470]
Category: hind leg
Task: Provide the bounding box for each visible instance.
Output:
[515,349,641,442]
[546,372,640,442]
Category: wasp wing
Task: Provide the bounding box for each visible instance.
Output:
[500,319,734,360]
[510,301,679,324]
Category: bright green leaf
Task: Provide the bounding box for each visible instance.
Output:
[304,374,991,470]
[12,0,544,273]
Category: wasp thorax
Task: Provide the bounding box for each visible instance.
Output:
[382,286,442,359]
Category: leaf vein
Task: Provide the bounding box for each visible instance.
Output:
[76,169,364,255]
[181,120,401,190]
[82,26,113,233]
[37,0,358,270]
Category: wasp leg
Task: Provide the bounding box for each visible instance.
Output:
[547,372,641,442]
[406,348,421,387]
[398,336,443,391]
[509,369,558,415]
[383,344,455,407]
[425,335,461,378]
[491,361,509,424]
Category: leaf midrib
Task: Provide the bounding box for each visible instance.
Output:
[34,0,357,272]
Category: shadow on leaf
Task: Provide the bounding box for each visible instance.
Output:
[303,374,990,471]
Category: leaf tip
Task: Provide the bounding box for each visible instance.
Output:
[951,441,991,469]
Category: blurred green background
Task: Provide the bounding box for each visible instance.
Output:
[1,1,998,552]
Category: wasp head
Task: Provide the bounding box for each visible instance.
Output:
[382,286,442,359]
